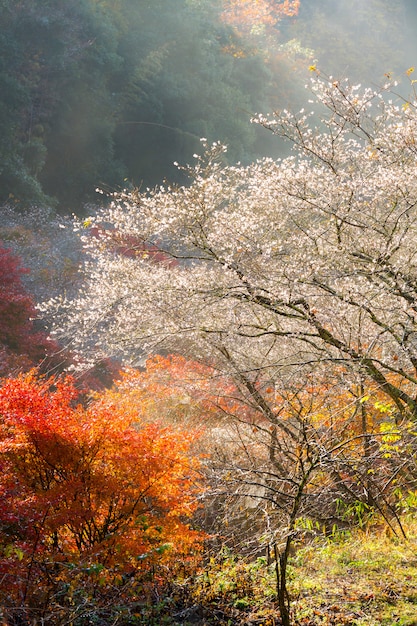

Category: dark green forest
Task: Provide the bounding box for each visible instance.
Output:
[1,0,415,213]
[0,0,271,210]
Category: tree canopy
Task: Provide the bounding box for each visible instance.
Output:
[2,0,414,212]
[0,370,203,624]
[50,72,417,424]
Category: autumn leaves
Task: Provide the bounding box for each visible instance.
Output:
[0,369,204,623]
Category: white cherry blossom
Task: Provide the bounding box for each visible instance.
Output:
[48,74,417,419]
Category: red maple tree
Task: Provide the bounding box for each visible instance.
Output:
[0,243,59,376]
[0,371,204,622]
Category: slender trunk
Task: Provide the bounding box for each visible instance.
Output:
[274,541,291,626]
[273,465,316,625]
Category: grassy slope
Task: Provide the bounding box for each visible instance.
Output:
[151,521,417,625]
[290,529,417,626]
[290,526,417,625]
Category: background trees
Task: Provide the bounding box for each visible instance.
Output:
[291,0,411,82]
[0,0,273,211]
[1,0,414,213]
[0,0,122,208]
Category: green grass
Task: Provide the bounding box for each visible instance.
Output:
[163,522,417,624]
[288,523,417,625]
[136,521,417,624]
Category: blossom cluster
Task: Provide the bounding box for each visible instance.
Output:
[47,74,417,417]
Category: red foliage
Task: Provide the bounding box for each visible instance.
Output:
[0,243,60,376]
[0,372,204,619]
[89,226,178,267]
[0,240,129,389]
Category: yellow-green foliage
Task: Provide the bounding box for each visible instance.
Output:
[168,521,417,625]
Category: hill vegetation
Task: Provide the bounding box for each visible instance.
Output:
[1,0,413,212]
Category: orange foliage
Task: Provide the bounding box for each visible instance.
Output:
[273,376,382,434]
[0,371,204,616]
[269,368,415,475]
[109,354,255,427]
[221,0,300,34]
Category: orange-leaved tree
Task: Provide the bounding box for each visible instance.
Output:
[107,353,251,427]
[221,0,300,35]
[0,371,204,624]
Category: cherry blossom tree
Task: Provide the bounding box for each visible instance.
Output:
[45,71,417,623]
[49,71,417,422]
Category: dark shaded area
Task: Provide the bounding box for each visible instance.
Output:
[0,0,415,213]
[0,0,272,212]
